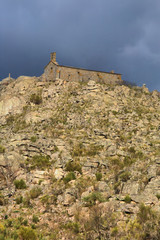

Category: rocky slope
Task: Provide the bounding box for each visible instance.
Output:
[0,76,160,239]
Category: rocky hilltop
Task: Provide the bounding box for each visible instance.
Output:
[0,76,160,239]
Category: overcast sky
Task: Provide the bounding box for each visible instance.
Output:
[0,0,160,91]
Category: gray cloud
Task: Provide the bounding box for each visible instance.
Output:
[0,0,160,90]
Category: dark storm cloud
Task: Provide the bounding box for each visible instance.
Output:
[0,0,160,90]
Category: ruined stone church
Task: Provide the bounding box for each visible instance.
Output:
[44,52,122,83]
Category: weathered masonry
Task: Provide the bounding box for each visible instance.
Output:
[44,52,122,84]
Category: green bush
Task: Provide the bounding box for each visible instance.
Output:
[40,194,50,205]
[111,227,118,237]
[30,136,37,143]
[128,146,136,153]
[27,155,51,170]
[156,193,160,200]
[83,191,105,206]
[30,93,42,105]
[119,171,131,182]
[0,194,6,206]
[123,156,134,166]
[30,186,42,199]
[124,195,132,203]
[0,145,5,153]
[65,160,82,174]
[32,215,39,224]
[18,226,37,240]
[23,219,28,226]
[14,179,27,189]
[110,158,123,169]
[15,195,23,204]
[63,172,76,184]
[95,172,102,181]
[63,221,80,234]
[137,203,155,224]
[0,223,5,236]
[6,115,15,125]
[137,203,156,223]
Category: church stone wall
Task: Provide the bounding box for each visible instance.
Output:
[44,62,57,81]
[56,66,121,84]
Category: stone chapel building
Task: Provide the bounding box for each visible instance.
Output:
[44,52,122,83]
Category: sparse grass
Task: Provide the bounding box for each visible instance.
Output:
[26,155,51,170]
[0,145,5,153]
[75,176,95,197]
[71,142,103,157]
[13,119,28,133]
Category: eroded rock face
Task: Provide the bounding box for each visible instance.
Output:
[0,97,23,116]
[0,75,160,239]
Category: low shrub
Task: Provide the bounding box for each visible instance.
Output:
[111,227,118,237]
[0,223,5,233]
[6,115,15,125]
[30,136,37,143]
[30,93,42,105]
[15,195,23,204]
[27,155,51,170]
[123,156,134,166]
[156,193,160,200]
[119,171,131,182]
[14,179,27,189]
[113,181,121,194]
[110,158,123,169]
[63,172,76,184]
[71,142,103,157]
[40,194,50,205]
[32,215,39,224]
[30,186,42,199]
[95,172,102,181]
[63,221,80,234]
[83,191,105,206]
[23,192,31,207]
[137,203,154,223]
[128,146,136,154]
[65,160,82,174]
[18,226,37,240]
[124,195,132,203]
[0,145,5,153]
[0,193,6,206]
